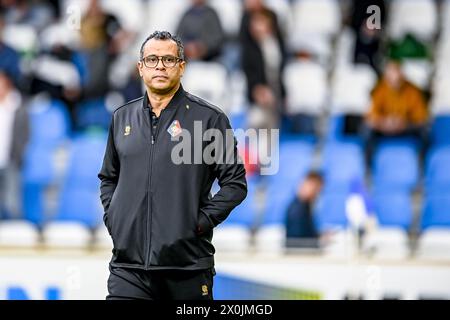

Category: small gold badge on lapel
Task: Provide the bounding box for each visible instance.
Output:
[124,125,131,136]
[201,285,208,296]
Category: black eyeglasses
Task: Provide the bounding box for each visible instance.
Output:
[141,55,183,68]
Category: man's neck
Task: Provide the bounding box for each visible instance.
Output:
[147,84,180,117]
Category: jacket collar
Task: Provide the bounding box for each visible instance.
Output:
[142,84,185,112]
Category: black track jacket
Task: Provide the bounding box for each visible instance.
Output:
[98,85,247,270]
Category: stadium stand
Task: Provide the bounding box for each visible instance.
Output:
[0,0,449,277]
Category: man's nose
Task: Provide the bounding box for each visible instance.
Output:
[155,59,165,70]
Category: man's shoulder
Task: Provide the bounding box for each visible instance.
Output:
[184,91,224,117]
[113,96,144,115]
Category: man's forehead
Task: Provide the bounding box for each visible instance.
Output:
[143,39,178,55]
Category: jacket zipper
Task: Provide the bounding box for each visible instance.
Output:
[145,108,165,269]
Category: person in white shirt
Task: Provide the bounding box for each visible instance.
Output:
[0,70,29,219]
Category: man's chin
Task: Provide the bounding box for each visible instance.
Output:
[150,83,178,95]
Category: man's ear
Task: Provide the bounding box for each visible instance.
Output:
[137,61,143,77]
[179,60,186,77]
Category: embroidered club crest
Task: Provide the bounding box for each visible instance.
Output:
[167,120,182,137]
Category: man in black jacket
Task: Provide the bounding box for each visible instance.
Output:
[98,31,247,300]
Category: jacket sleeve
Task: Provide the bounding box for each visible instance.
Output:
[98,115,120,228]
[197,112,248,234]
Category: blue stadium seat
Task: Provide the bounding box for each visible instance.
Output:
[76,98,111,131]
[28,98,70,147]
[373,190,413,230]
[21,99,70,226]
[272,139,315,184]
[421,190,450,230]
[314,186,349,231]
[326,114,344,140]
[372,141,419,190]
[430,115,450,146]
[322,142,365,185]
[24,98,70,181]
[264,180,295,226]
[22,144,55,185]
[222,175,258,227]
[52,133,107,227]
[263,140,314,225]
[22,183,45,226]
[63,133,107,190]
[229,111,247,130]
[314,141,368,232]
[56,187,103,228]
[315,174,374,232]
[425,146,450,190]
[326,114,364,145]
[21,145,55,226]
[22,100,70,185]
[281,114,318,142]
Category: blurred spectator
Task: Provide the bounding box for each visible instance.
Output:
[285,171,323,249]
[28,23,82,127]
[0,10,22,87]
[348,0,387,74]
[365,60,429,156]
[366,61,428,136]
[240,1,286,133]
[0,69,28,219]
[0,0,55,32]
[175,0,225,61]
[78,0,124,99]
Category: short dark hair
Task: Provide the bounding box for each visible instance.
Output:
[139,31,185,61]
[305,171,323,184]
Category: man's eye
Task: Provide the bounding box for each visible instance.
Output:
[147,57,158,63]
[164,56,176,63]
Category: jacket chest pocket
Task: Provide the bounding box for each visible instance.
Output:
[116,129,150,160]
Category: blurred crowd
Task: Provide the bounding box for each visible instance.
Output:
[0,0,449,255]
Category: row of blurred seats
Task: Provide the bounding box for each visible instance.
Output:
[0,93,109,248]
[2,94,450,260]
[215,110,450,260]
